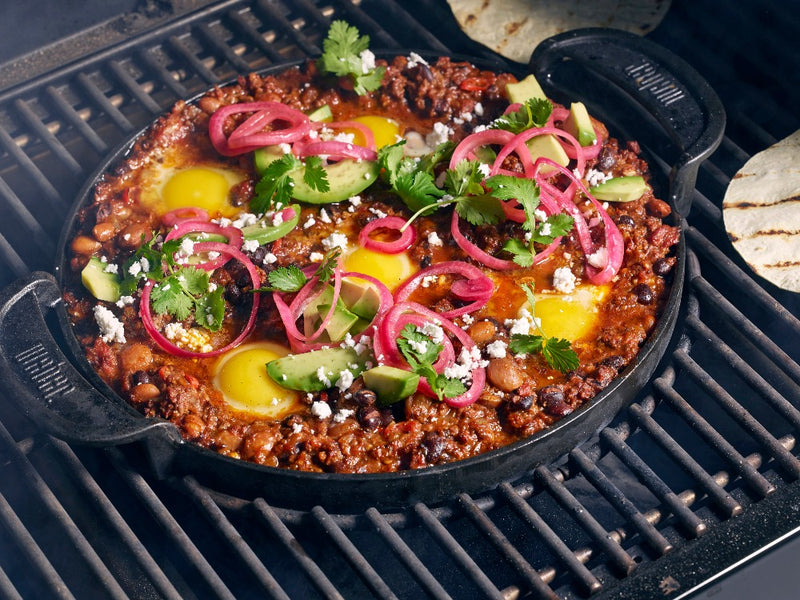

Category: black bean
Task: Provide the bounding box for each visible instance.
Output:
[354,389,377,406]
[653,257,673,277]
[420,255,432,268]
[225,284,243,305]
[251,246,268,264]
[419,63,435,81]
[358,406,382,430]
[540,386,573,417]
[617,214,635,227]
[599,355,625,370]
[597,148,617,170]
[380,408,395,427]
[421,431,445,462]
[320,387,340,408]
[633,283,654,305]
[132,370,151,386]
[508,394,534,411]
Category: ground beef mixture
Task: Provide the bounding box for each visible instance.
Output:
[63,56,679,474]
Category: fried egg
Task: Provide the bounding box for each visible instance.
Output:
[138,163,246,219]
[342,244,416,291]
[213,342,301,418]
[532,284,610,342]
[345,115,401,149]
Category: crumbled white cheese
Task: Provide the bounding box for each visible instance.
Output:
[477,162,491,178]
[585,168,611,187]
[93,305,126,344]
[279,142,292,154]
[304,216,317,229]
[534,209,548,222]
[103,262,119,274]
[115,295,134,308]
[349,195,362,207]
[242,239,260,253]
[425,122,453,148]
[586,248,608,269]
[359,49,376,74]
[291,421,303,434]
[232,212,258,228]
[420,322,445,344]
[333,408,354,423]
[427,231,443,247]
[539,222,552,237]
[421,274,439,288]
[310,401,332,419]
[472,124,488,133]
[407,338,428,355]
[318,208,332,224]
[309,251,324,262]
[272,212,285,227]
[460,313,475,326]
[553,266,577,294]
[368,206,387,219]
[474,102,484,116]
[486,340,507,359]
[444,346,487,383]
[406,52,428,67]
[263,252,278,265]
[505,308,540,336]
[316,366,332,388]
[321,232,348,251]
[335,369,354,392]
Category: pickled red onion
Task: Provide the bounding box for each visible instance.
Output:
[291,139,377,162]
[449,129,515,169]
[393,260,494,318]
[139,243,260,358]
[359,216,416,254]
[209,101,310,156]
[162,207,210,226]
[164,220,243,270]
[450,209,517,270]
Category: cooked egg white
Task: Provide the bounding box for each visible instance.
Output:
[138,163,246,218]
[213,342,301,418]
[531,284,610,342]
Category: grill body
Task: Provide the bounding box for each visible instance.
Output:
[0,1,799,598]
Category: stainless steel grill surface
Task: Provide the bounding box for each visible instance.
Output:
[0,1,798,598]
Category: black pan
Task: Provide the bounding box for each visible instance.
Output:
[0,29,724,513]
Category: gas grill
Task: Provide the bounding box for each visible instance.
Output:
[1,0,799,598]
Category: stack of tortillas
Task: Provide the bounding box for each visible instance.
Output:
[446,0,672,63]
[723,130,800,293]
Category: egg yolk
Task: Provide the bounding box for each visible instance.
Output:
[344,247,415,291]
[161,167,238,217]
[347,115,401,149]
[534,286,609,342]
[214,342,300,418]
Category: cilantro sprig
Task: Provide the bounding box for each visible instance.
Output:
[120,237,225,331]
[377,140,448,214]
[491,98,553,134]
[255,248,342,293]
[318,20,386,95]
[251,154,329,215]
[508,284,579,373]
[397,324,466,402]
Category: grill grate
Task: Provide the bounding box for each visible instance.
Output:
[1,0,800,598]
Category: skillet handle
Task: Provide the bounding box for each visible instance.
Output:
[531,28,725,216]
[0,272,176,445]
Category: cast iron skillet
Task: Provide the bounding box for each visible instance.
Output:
[0,30,724,512]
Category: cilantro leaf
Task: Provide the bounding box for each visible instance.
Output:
[303,155,330,193]
[455,194,505,227]
[252,154,301,215]
[417,141,455,175]
[150,275,194,321]
[492,98,553,134]
[176,266,211,297]
[533,213,574,245]
[501,238,534,267]
[314,248,341,283]
[195,286,225,332]
[507,283,579,373]
[263,265,308,293]
[318,20,386,95]
[396,170,444,213]
[396,324,466,402]
[444,160,485,197]
[485,174,540,231]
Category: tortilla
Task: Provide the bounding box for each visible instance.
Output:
[723,129,800,293]
[447,0,672,63]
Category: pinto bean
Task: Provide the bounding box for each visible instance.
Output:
[130,383,160,404]
[487,357,526,392]
[120,343,153,373]
[119,223,153,249]
[71,235,101,256]
[92,222,116,242]
[182,413,206,439]
[467,320,497,346]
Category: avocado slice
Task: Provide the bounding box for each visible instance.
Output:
[81,257,121,302]
[316,303,361,342]
[307,104,333,122]
[589,176,649,202]
[363,365,420,405]
[291,159,379,204]
[241,204,301,245]
[563,102,597,148]
[253,146,286,176]
[339,278,380,321]
[267,347,367,392]
[505,74,546,103]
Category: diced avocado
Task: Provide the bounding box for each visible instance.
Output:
[254,146,285,176]
[303,284,344,337]
[505,74,546,103]
[526,134,569,172]
[307,104,333,122]
[589,176,649,202]
[363,365,420,405]
[339,278,380,321]
[348,316,372,336]
[473,145,497,166]
[81,257,121,302]
[563,102,597,148]
[267,347,367,392]
[316,303,361,342]
[291,159,380,204]
[241,204,301,245]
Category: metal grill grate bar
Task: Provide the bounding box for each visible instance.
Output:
[166,35,222,85]
[311,506,399,600]
[628,402,742,517]
[105,448,236,600]
[12,98,84,177]
[254,0,322,56]
[138,48,190,99]
[44,85,109,155]
[197,21,254,74]
[75,73,135,134]
[107,60,164,116]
